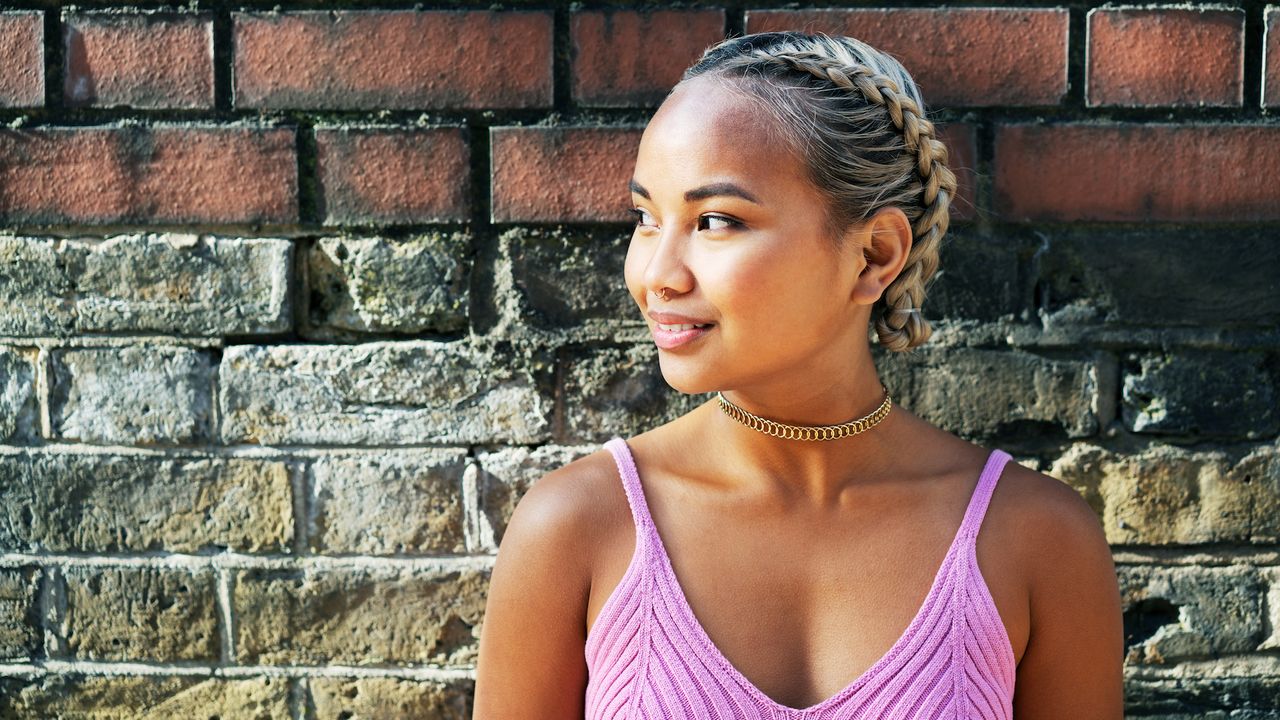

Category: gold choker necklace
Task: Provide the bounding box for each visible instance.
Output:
[715,387,893,441]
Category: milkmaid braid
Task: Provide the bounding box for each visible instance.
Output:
[681,32,957,352]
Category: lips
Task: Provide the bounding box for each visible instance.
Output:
[650,320,714,349]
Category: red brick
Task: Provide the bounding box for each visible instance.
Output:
[937,123,977,222]
[63,13,213,109]
[0,11,44,108]
[1087,8,1243,107]
[747,8,1068,107]
[995,124,1280,222]
[1265,8,1280,107]
[234,11,552,110]
[316,127,470,225]
[490,128,642,223]
[0,126,297,226]
[571,10,724,107]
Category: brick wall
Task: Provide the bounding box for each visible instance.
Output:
[0,2,1277,718]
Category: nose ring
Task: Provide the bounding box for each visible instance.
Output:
[655,288,669,301]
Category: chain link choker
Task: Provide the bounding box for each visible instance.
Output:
[715,387,893,441]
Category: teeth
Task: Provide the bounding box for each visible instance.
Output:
[657,323,706,332]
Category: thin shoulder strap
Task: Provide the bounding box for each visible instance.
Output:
[959,448,1012,541]
[603,437,656,534]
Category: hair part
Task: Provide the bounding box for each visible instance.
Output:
[679,31,957,352]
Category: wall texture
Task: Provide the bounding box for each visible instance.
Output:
[0,1,1277,718]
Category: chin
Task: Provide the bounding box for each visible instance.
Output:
[655,353,722,396]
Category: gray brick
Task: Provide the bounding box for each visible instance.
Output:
[0,345,39,442]
[560,344,708,443]
[0,450,293,553]
[61,566,219,662]
[234,565,487,666]
[1124,671,1280,716]
[880,347,1100,440]
[0,675,291,717]
[1053,442,1280,545]
[473,444,598,548]
[310,449,468,555]
[218,342,550,445]
[1122,351,1278,437]
[305,234,469,338]
[309,677,472,719]
[927,230,1035,322]
[49,346,213,444]
[499,227,633,330]
[0,567,39,661]
[1119,564,1264,665]
[0,234,292,337]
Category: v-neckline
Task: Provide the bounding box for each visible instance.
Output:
[618,439,999,714]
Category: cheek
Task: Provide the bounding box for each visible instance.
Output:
[622,236,647,303]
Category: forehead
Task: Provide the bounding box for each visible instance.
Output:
[633,76,809,197]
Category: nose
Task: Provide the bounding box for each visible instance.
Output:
[639,224,695,301]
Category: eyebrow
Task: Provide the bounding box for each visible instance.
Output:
[628,179,760,205]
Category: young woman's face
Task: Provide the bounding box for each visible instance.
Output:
[624,76,871,396]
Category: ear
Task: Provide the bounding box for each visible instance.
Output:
[845,206,913,308]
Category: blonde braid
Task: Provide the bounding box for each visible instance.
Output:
[682,34,958,352]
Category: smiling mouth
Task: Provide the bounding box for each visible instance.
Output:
[656,322,713,331]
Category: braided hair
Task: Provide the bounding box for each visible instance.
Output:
[682,32,957,352]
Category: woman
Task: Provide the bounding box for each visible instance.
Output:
[474,32,1123,719]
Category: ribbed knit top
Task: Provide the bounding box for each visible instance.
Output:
[585,437,1017,720]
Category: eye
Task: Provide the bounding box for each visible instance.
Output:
[698,214,740,232]
[629,208,657,228]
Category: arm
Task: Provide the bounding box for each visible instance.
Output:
[1012,475,1125,719]
[473,466,595,719]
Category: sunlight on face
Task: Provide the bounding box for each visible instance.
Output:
[624,75,870,396]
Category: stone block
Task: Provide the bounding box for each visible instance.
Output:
[1052,442,1280,544]
[1122,351,1278,438]
[0,567,39,661]
[0,450,293,553]
[0,675,290,717]
[0,234,292,337]
[309,676,473,719]
[472,444,598,548]
[1124,670,1280,716]
[499,228,633,330]
[49,346,213,444]
[0,345,39,442]
[926,230,1035,322]
[310,449,468,555]
[1119,564,1264,665]
[559,344,708,443]
[218,342,550,445]
[305,234,469,338]
[234,565,487,666]
[61,566,219,662]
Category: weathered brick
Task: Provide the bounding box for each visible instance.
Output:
[304,234,469,338]
[560,344,707,443]
[0,11,43,108]
[1087,8,1244,108]
[234,11,552,110]
[0,234,291,337]
[234,566,487,666]
[499,228,632,331]
[924,229,1036,322]
[1125,670,1280,716]
[1263,568,1280,651]
[316,127,470,225]
[472,444,598,549]
[1122,352,1278,438]
[0,568,39,661]
[937,122,978,222]
[309,677,472,719]
[571,9,724,106]
[0,675,290,717]
[490,127,642,223]
[747,8,1068,106]
[310,449,468,555]
[0,126,297,227]
[218,342,550,445]
[0,345,39,443]
[1052,443,1280,545]
[63,12,214,109]
[0,450,293,553]
[1034,230,1280,328]
[1266,8,1280,107]
[995,124,1280,222]
[49,346,213,445]
[879,347,1100,440]
[1119,564,1264,665]
[61,566,218,662]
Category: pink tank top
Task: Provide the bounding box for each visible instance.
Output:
[586,437,1017,719]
